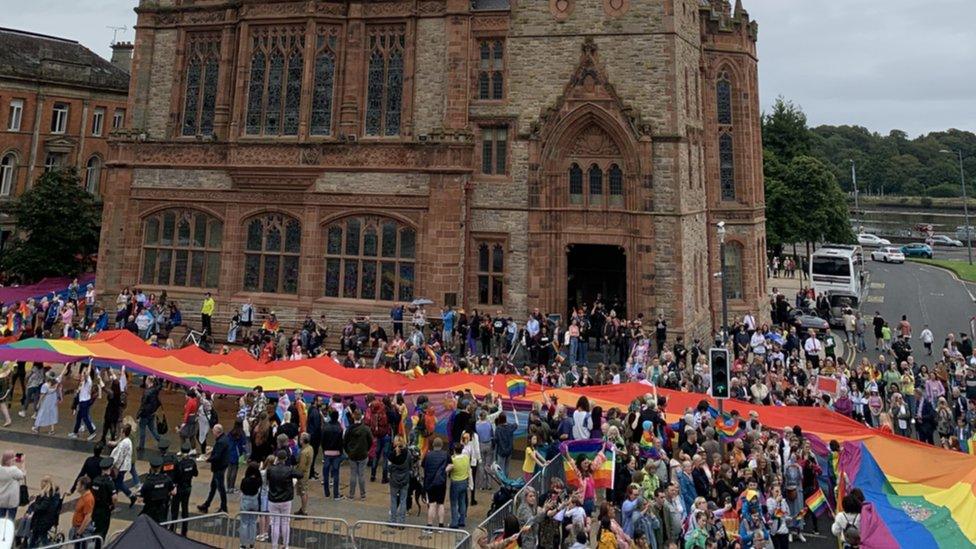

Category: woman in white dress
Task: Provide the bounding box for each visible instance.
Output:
[32,372,62,434]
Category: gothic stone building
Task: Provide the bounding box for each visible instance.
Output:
[97,0,767,340]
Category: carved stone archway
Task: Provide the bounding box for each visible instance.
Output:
[526,39,656,317]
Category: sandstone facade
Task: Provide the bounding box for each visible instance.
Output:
[97,0,767,341]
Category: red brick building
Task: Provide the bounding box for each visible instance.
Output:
[98,0,767,339]
[0,28,130,241]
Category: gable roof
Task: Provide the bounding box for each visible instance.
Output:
[0,27,129,93]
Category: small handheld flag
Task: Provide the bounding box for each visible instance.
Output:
[716,413,744,442]
[506,377,527,398]
[805,487,828,516]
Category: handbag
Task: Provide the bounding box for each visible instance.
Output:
[156,414,169,435]
[18,483,28,506]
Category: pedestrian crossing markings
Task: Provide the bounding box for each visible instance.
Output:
[870,283,885,289]
[866,295,884,303]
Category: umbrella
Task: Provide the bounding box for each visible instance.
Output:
[411,298,434,306]
[766,332,785,345]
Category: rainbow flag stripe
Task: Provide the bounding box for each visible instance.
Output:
[805,487,828,516]
[716,413,744,442]
[506,378,527,398]
[560,439,615,490]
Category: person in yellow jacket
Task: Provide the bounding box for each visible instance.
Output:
[200,292,215,335]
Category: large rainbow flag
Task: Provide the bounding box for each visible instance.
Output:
[1,330,975,547]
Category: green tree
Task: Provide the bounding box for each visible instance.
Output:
[783,156,855,247]
[1,169,100,282]
[762,97,811,160]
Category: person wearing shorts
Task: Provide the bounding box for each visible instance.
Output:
[422,437,449,529]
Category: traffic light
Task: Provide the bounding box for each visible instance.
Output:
[709,348,730,399]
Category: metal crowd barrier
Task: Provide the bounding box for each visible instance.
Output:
[160,512,234,547]
[36,535,104,549]
[350,520,470,549]
[476,455,564,541]
[235,511,354,548]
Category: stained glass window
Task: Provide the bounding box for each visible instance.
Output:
[364,27,405,137]
[323,216,415,301]
[181,33,220,136]
[242,213,302,293]
[720,133,736,201]
[724,242,744,299]
[608,164,623,206]
[476,241,505,305]
[476,39,505,100]
[245,27,305,137]
[589,164,603,197]
[717,74,732,125]
[480,127,507,175]
[569,163,583,204]
[311,29,339,136]
[141,210,223,288]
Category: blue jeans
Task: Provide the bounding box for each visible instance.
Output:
[370,435,390,481]
[239,494,259,546]
[323,455,342,498]
[138,415,160,450]
[0,507,16,520]
[569,337,579,366]
[390,485,408,524]
[449,479,469,528]
[73,399,95,434]
[114,472,133,498]
[578,340,589,364]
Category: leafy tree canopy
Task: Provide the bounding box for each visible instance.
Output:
[1,169,100,283]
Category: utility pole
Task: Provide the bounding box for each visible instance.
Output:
[717,221,728,422]
[849,159,860,211]
[942,150,972,265]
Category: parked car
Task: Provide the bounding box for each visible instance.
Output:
[956,226,975,241]
[788,308,830,332]
[857,233,891,247]
[900,243,933,259]
[870,246,905,263]
[826,291,860,328]
[931,234,963,247]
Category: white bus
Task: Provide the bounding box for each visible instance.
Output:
[810,245,865,298]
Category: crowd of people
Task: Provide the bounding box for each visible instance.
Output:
[1,282,975,549]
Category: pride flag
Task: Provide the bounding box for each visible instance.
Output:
[805,487,828,516]
[506,377,527,398]
[639,431,661,459]
[560,439,615,490]
[716,413,744,442]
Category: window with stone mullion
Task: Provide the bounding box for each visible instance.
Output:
[141,210,223,288]
[324,217,415,301]
[477,39,504,100]
[181,34,220,137]
[365,28,406,137]
[244,28,304,137]
[476,241,504,305]
[243,214,301,294]
[310,29,339,136]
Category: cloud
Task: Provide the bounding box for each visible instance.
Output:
[5,0,972,137]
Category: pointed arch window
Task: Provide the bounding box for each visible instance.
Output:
[243,213,301,293]
[0,153,16,197]
[608,164,623,206]
[181,33,220,137]
[569,163,583,205]
[719,133,736,201]
[365,26,405,137]
[310,26,340,136]
[324,216,415,301]
[588,164,603,200]
[717,73,732,125]
[244,27,305,137]
[141,210,223,288]
[724,241,744,300]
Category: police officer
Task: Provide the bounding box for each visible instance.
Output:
[172,441,198,536]
[140,455,175,523]
[89,457,117,540]
[158,437,178,486]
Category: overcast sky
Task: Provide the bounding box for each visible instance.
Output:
[5,0,973,137]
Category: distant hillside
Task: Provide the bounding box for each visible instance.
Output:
[808,126,975,198]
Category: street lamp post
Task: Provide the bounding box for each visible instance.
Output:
[941,149,972,265]
[849,159,860,211]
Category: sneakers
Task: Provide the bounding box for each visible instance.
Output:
[197,504,209,513]
[255,534,268,542]
[797,533,808,543]
[17,410,25,418]
[87,432,98,441]
[67,433,78,439]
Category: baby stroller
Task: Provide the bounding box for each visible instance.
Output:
[487,462,526,514]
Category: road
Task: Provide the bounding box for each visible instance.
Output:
[863,259,976,351]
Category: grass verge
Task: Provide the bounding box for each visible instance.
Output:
[911,258,976,282]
